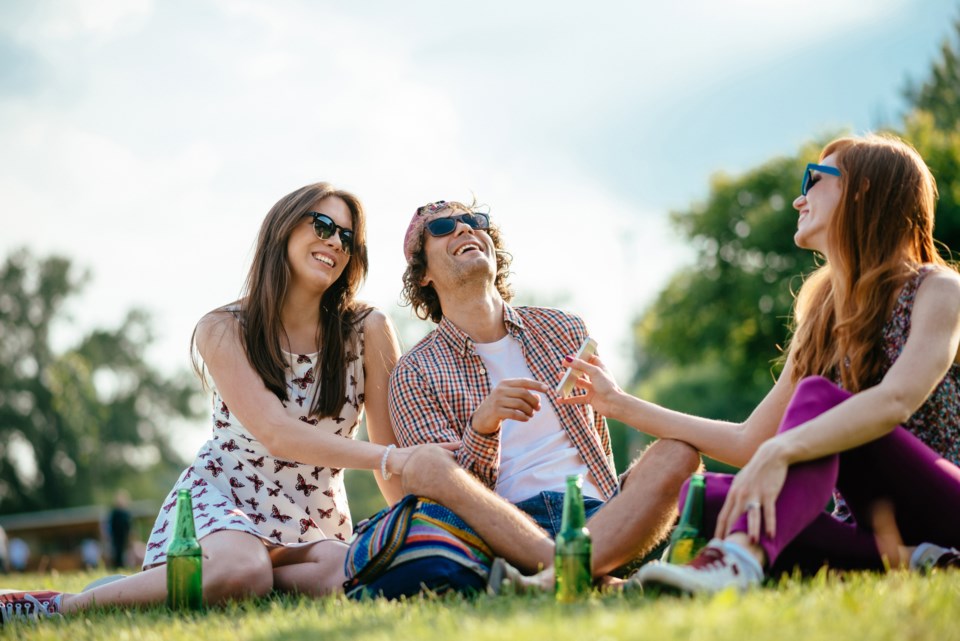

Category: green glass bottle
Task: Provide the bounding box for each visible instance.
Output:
[555,474,592,602]
[666,473,707,565]
[166,489,203,610]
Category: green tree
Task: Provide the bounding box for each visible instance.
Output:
[905,19,960,131]
[0,249,197,514]
[633,148,824,421]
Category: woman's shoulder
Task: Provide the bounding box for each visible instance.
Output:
[360,307,389,332]
[915,266,960,305]
[195,307,243,352]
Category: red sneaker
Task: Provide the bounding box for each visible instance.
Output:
[0,590,63,624]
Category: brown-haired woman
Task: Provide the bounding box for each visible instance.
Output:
[0,183,443,620]
[559,134,960,592]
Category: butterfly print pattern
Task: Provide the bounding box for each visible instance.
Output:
[246,474,264,493]
[144,338,364,566]
[271,505,292,523]
[296,474,318,497]
[274,460,298,474]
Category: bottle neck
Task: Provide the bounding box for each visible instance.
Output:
[173,491,198,540]
[678,477,704,527]
[561,479,586,530]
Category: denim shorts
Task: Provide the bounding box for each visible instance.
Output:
[513,491,605,538]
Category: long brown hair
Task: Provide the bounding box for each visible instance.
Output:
[195,182,371,418]
[788,134,945,391]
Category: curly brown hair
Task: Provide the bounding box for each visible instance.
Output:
[400,200,514,323]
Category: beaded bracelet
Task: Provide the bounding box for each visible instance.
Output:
[380,444,396,480]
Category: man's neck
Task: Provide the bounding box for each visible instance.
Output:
[440,285,508,344]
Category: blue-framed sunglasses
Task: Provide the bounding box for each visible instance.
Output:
[425,212,490,237]
[307,212,355,255]
[801,163,841,196]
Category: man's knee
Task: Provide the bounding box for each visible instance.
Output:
[400,444,461,497]
[623,438,701,492]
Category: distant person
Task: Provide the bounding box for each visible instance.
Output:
[0,526,8,573]
[80,539,101,570]
[7,538,29,572]
[0,182,444,622]
[389,199,700,588]
[558,134,960,593]
[107,490,133,568]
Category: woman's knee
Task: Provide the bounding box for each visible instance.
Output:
[202,533,274,600]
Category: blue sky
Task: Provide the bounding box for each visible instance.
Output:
[0,0,956,451]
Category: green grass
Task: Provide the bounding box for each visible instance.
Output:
[4,569,960,640]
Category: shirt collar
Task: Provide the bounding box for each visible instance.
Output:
[437,302,526,356]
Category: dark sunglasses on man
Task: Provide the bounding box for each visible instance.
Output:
[308,212,355,255]
[414,200,491,237]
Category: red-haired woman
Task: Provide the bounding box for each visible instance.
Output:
[0,183,442,620]
[561,134,960,592]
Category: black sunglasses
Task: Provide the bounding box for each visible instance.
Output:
[307,212,354,255]
[425,212,490,237]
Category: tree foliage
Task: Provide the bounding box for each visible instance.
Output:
[631,18,960,424]
[0,249,198,514]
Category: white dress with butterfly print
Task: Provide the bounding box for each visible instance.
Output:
[142,332,365,568]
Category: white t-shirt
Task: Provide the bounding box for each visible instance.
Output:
[473,334,603,502]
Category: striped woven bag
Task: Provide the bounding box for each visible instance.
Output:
[343,494,493,599]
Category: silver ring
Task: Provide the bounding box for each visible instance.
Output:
[746,501,761,511]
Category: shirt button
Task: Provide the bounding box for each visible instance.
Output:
[478,366,486,375]
[487,447,495,454]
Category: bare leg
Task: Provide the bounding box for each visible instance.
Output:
[60,530,274,613]
[270,539,349,596]
[589,439,700,575]
[401,445,554,573]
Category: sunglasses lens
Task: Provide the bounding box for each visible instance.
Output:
[801,169,811,196]
[427,217,457,236]
[464,213,488,230]
[340,231,354,254]
[313,215,335,239]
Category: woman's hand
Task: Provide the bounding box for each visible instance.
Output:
[385,442,458,476]
[714,439,789,543]
[555,353,624,416]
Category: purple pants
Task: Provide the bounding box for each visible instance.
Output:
[682,376,960,572]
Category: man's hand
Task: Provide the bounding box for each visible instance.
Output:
[470,378,550,435]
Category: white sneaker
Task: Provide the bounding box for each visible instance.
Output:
[631,539,763,594]
[910,543,960,573]
[486,558,553,595]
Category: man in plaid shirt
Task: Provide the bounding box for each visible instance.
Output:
[389,200,699,585]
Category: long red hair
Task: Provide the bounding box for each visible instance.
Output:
[788,134,945,391]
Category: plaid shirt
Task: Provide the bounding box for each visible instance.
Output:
[389,304,618,500]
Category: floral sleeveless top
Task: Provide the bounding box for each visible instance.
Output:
[878,265,960,465]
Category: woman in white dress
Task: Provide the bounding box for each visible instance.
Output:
[0,182,442,619]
